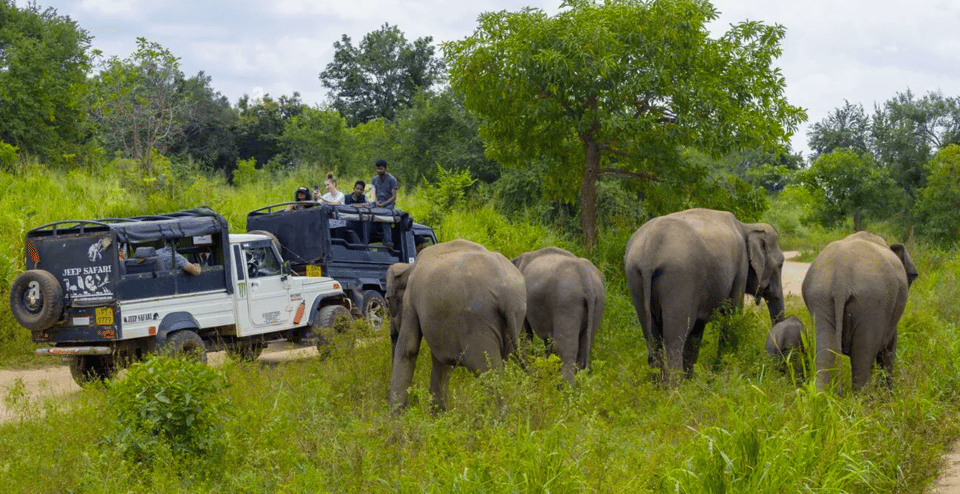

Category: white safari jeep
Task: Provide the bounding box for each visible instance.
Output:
[9,207,351,384]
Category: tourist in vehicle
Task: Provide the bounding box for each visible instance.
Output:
[371,160,399,248]
[318,173,345,205]
[345,180,369,206]
[371,159,398,209]
[156,243,201,276]
[285,186,315,211]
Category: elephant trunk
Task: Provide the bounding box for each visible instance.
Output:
[764,290,785,325]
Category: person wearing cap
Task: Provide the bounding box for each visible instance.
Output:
[285,186,315,211]
[371,159,399,248]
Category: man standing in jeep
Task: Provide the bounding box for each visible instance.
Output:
[371,159,398,248]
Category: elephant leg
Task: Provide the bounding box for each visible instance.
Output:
[661,313,694,384]
[875,331,897,389]
[551,319,580,386]
[429,355,454,412]
[683,319,707,377]
[459,331,504,375]
[814,312,842,393]
[389,309,422,411]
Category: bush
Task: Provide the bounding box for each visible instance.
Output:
[107,355,230,460]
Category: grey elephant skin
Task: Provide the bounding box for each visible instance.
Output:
[766,315,806,360]
[624,208,785,383]
[801,231,918,392]
[386,239,526,411]
[511,247,606,385]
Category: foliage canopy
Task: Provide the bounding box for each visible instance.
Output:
[319,23,446,126]
[446,0,805,249]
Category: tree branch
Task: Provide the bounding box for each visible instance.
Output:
[598,167,661,182]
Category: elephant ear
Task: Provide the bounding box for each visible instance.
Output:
[512,252,532,271]
[747,230,771,293]
[890,243,919,287]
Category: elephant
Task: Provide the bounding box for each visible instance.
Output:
[766,315,806,360]
[801,231,918,392]
[624,208,785,383]
[386,239,526,411]
[511,247,606,385]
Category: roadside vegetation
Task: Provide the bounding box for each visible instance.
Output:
[1,162,960,493]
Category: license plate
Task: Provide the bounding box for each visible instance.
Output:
[95,307,114,325]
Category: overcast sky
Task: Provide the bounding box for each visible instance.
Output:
[31,0,960,157]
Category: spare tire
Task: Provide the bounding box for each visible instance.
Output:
[9,270,64,330]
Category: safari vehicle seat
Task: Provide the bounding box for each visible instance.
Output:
[125,246,160,274]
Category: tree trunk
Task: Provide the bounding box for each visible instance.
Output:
[853,210,862,232]
[581,138,601,251]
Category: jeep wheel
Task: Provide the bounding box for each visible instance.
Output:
[69,355,116,385]
[161,330,208,363]
[362,290,387,331]
[10,270,64,331]
[313,304,351,353]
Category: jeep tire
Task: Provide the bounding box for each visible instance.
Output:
[161,330,208,363]
[362,290,387,330]
[313,304,351,352]
[69,355,116,385]
[10,270,64,331]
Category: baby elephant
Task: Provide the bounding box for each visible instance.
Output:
[512,247,605,385]
[765,315,806,360]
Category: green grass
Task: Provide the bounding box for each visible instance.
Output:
[2,163,960,492]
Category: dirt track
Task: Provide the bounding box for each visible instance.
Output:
[1,252,957,491]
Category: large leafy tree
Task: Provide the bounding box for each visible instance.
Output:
[319,24,446,126]
[914,144,960,244]
[872,90,960,200]
[169,71,239,173]
[280,106,352,170]
[91,37,190,174]
[799,148,902,231]
[807,101,871,160]
[0,0,93,164]
[391,89,499,186]
[446,0,805,249]
[233,92,305,172]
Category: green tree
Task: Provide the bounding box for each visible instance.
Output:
[914,144,960,244]
[169,71,239,173]
[280,106,352,170]
[233,93,304,173]
[91,37,190,174]
[799,149,901,231]
[872,90,960,201]
[319,24,446,126]
[391,90,499,186]
[446,0,805,250]
[806,100,871,160]
[0,0,93,164]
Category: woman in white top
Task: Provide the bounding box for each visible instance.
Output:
[318,173,345,205]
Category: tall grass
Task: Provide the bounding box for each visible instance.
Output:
[1,164,960,492]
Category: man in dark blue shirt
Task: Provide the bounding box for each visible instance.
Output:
[345,180,369,206]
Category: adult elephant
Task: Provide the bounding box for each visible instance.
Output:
[624,208,785,383]
[387,239,526,411]
[801,231,918,392]
[511,247,605,385]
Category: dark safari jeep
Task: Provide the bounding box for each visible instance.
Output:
[247,202,437,328]
[9,207,351,384]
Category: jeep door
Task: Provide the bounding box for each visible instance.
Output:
[239,241,295,331]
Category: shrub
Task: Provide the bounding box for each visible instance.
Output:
[107,355,230,460]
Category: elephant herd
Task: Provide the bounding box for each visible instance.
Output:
[385,208,919,411]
